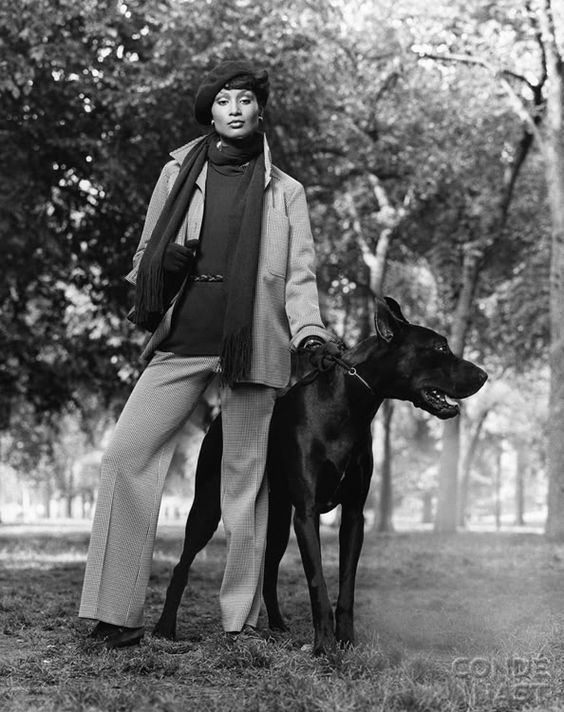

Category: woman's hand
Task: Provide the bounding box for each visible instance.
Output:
[162,240,200,303]
[163,241,199,273]
[301,338,344,371]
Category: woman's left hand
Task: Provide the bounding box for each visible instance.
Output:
[302,339,344,371]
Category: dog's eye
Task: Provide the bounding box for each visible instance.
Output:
[435,342,449,353]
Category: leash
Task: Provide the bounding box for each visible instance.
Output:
[330,354,376,396]
[295,347,375,396]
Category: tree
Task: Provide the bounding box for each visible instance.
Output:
[0,0,353,419]
[404,0,551,531]
[539,0,564,540]
[2,0,555,532]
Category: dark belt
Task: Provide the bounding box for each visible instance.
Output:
[189,274,224,282]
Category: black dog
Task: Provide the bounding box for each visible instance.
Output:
[154,297,487,654]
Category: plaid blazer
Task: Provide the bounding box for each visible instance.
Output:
[125,135,332,388]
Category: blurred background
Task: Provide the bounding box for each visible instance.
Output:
[1,0,563,537]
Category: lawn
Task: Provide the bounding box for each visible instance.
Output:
[2,522,564,711]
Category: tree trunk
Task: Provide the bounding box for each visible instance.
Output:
[435,250,480,532]
[540,0,564,541]
[515,445,526,526]
[458,466,470,529]
[422,490,434,524]
[425,40,544,535]
[350,182,403,531]
[378,399,395,532]
[494,441,503,531]
[43,481,52,519]
[65,465,74,518]
[458,409,489,527]
[435,418,462,532]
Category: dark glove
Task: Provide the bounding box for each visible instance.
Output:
[301,338,344,371]
[162,241,199,304]
[163,242,198,274]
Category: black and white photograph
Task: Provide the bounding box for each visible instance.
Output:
[1,0,564,709]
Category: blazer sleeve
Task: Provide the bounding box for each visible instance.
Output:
[284,183,336,349]
[124,161,176,286]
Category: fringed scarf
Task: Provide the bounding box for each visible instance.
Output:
[133,131,265,386]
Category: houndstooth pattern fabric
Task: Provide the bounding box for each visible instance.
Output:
[79,351,276,630]
[124,135,334,387]
[219,384,276,631]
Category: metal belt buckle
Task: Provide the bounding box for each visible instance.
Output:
[192,274,224,282]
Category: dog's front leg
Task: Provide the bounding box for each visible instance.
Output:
[335,438,372,647]
[335,503,364,646]
[293,506,335,655]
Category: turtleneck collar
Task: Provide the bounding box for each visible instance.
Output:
[207,131,264,175]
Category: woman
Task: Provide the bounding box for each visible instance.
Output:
[79,60,339,649]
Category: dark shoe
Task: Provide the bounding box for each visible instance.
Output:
[225,624,266,643]
[104,626,145,650]
[88,621,122,640]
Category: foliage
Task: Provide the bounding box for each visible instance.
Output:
[0,0,555,521]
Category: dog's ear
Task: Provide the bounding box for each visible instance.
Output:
[374,297,407,342]
[384,296,409,324]
[374,298,395,342]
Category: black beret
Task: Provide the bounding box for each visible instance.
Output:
[194,60,269,125]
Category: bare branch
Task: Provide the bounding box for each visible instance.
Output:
[344,174,415,294]
[367,173,413,227]
[414,50,547,153]
[373,62,403,104]
[415,51,538,91]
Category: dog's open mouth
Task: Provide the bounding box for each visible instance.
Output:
[419,388,460,418]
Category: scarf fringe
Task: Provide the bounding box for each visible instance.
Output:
[134,261,165,324]
[220,325,253,387]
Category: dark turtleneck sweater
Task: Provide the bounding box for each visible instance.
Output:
[159,136,261,356]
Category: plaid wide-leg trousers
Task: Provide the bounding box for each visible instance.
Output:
[78,350,277,632]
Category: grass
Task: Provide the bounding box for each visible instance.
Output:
[2,524,564,711]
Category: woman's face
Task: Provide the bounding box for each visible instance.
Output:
[211,88,261,141]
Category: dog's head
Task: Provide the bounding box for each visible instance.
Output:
[365,297,488,419]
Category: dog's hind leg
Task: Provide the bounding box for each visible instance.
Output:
[153,416,223,640]
[335,433,373,647]
[262,482,292,632]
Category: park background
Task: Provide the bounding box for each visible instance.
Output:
[2,0,564,710]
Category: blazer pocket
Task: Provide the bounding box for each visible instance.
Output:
[263,208,290,278]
